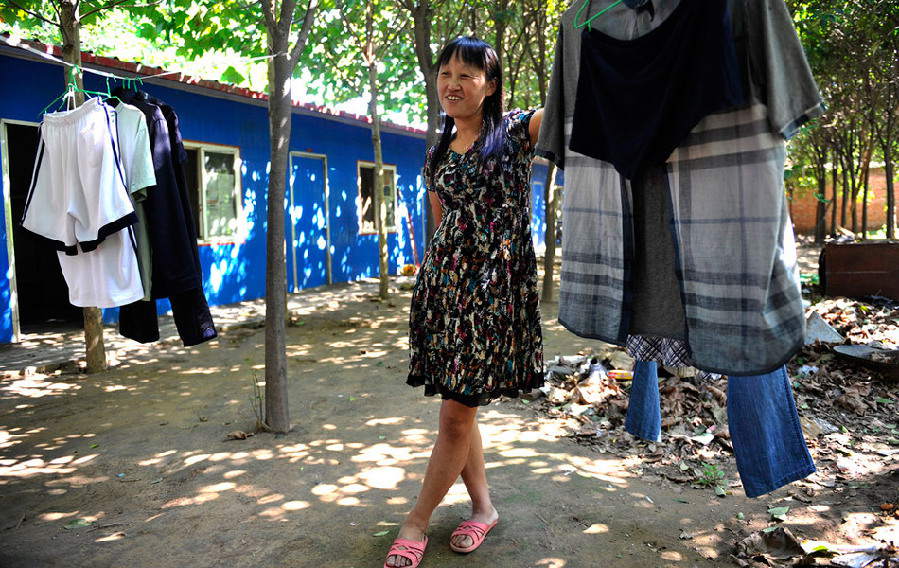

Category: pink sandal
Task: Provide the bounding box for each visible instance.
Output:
[449,519,498,554]
[384,536,428,568]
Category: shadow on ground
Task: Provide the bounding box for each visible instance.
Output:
[0,279,894,567]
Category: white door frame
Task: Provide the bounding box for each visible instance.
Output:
[288,151,331,292]
[0,118,40,344]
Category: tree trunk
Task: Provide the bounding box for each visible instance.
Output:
[541,163,557,303]
[60,0,107,373]
[830,151,838,237]
[409,0,439,244]
[263,44,292,434]
[885,143,896,239]
[363,1,389,300]
[368,69,389,300]
[814,166,827,243]
[861,154,871,238]
[840,155,849,230]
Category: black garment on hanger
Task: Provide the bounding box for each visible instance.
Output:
[114,87,218,347]
[112,88,201,297]
[569,0,745,180]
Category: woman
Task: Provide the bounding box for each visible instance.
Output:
[385,36,544,568]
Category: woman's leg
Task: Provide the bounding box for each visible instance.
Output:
[386,399,479,567]
[452,420,499,548]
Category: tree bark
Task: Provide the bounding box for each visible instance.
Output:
[60,0,107,373]
[365,0,389,300]
[861,149,871,237]
[814,167,827,243]
[840,154,849,230]
[830,149,839,237]
[259,0,315,434]
[541,163,557,303]
[884,142,896,239]
[263,44,291,434]
[408,0,440,243]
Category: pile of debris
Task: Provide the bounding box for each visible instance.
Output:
[525,295,899,494]
[526,353,739,489]
[806,296,899,348]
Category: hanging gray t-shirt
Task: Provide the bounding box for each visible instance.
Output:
[114,103,157,301]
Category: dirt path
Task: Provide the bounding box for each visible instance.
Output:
[0,279,894,567]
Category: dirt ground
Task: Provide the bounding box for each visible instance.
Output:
[0,252,896,567]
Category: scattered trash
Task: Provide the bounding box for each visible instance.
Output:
[63,518,93,530]
[835,344,899,381]
[608,370,633,381]
[372,530,391,537]
[732,527,806,565]
[797,364,819,376]
[767,506,790,522]
[805,310,845,345]
[690,432,715,446]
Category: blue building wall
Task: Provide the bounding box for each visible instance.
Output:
[0,52,430,342]
[530,162,565,251]
[0,51,556,344]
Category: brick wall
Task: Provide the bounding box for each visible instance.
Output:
[789,167,895,235]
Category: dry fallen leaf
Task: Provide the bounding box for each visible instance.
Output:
[225,431,252,440]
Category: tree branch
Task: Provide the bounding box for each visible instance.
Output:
[288,0,316,65]
[278,0,296,35]
[79,0,132,20]
[260,0,278,36]
[2,0,59,26]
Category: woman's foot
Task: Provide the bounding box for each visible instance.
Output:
[385,523,428,568]
[450,506,499,550]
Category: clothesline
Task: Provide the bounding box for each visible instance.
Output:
[0,34,284,83]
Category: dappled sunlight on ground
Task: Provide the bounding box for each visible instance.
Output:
[1,277,892,568]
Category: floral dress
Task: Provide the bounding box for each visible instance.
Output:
[407,110,544,407]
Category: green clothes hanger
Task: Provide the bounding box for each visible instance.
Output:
[38,65,123,116]
[574,0,623,29]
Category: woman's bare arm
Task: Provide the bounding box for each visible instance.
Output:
[429,190,443,228]
[529,108,544,148]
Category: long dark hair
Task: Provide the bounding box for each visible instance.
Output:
[426,36,504,187]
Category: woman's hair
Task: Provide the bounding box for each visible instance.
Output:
[426,36,504,186]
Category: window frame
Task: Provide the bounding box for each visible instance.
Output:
[356,160,399,236]
[182,140,245,245]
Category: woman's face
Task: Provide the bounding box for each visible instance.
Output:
[437,54,497,122]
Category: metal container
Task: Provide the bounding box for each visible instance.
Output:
[820,240,899,301]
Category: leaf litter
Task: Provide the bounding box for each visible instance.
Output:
[519,294,897,567]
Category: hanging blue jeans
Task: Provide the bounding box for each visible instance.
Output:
[624,361,816,498]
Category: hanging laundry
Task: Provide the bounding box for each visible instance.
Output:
[20,97,143,308]
[537,0,824,376]
[113,87,218,347]
[537,0,823,496]
[112,101,157,301]
[570,0,745,180]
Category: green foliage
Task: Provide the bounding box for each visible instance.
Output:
[694,462,726,488]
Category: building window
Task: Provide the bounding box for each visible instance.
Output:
[184,143,243,241]
[358,162,397,234]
